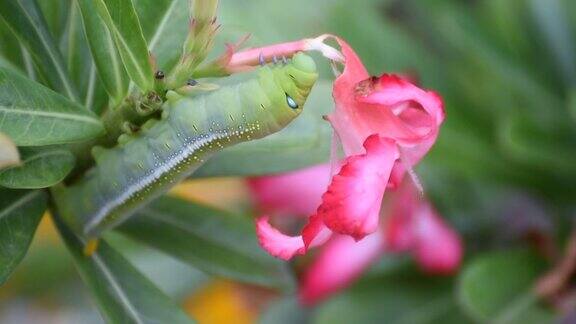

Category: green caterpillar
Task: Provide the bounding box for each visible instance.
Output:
[58,53,318,238]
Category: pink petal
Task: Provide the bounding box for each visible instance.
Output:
[361,75,445,130]
[328,38,372,155]
[412,204,462,274]
[299,232,384,305]
[332,37,370,92]
[255,216,306,260]
[384,182,462,274]
[354,74,444,152]
[255,214,332,260]
[247,164,331,217]
[302,213,332,249]
[321,135,399,240]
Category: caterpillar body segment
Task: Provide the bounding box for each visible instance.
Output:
[58,53,318,238]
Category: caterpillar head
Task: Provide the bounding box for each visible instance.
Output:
[259,52,318,128]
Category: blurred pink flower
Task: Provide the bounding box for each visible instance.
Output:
[385,182,462,275]
[247,164,331,217]
[248,165,462,305]
[299,232,384,305]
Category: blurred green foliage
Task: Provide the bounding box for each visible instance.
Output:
[2,0,575,323]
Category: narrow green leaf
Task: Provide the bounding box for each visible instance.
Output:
[0,0,79,101]
[0,148,75,189]
[94,0,155,92]
[54,215,195,324]
[0,132,20,170]
[145,0,189,73]
[194,81,333,177]
[76,0,128,104]
[37,0,69,43]
[0,19,26,72]
[458,249,553,323]
[119,196,293,290]
[133,0,173,41]
[136,0,189,73]
[89,67,112,116]
[19,45,39,82]
[105,233,209,300]
[61,2,92,101]
[0,67,105,146]
[0,189,47,285]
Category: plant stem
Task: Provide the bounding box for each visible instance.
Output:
[67,91,163,180]
[166,0,219,88]
[535,228,576,298]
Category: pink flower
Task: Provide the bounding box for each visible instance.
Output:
[250,35,445,259]
[248,165,462,305]
[329,38,444,189]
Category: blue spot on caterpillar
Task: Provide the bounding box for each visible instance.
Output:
[57,53,318,238]
[285,93,299,109]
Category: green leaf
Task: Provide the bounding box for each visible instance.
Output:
[314,271,467,324]
[85,64,111,115]
[94,0,155,92]
[133,0,173,41]
[497,115,576,178]
[528,0,576,86]
[37,0,69,43]
[0,19,26,72]
[0,56,23,76]
[61,2,93,102]
[105,232,209,300]
[458,249,554,324]
[5,231,75,296]
[0,132,20,170]
[119,196,293,290]
[0,0,79,101]
[260,298,309,324]
[0,148,75,189]
[76,0,128,104]
[195,80,333,177]
[53,215,195,324]
[136,0,189,73]
[0,189,47,285]
[0,67,105,146]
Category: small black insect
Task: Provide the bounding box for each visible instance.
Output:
[154,70,165,80]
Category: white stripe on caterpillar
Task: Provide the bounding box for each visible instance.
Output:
[84,130,229,234]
